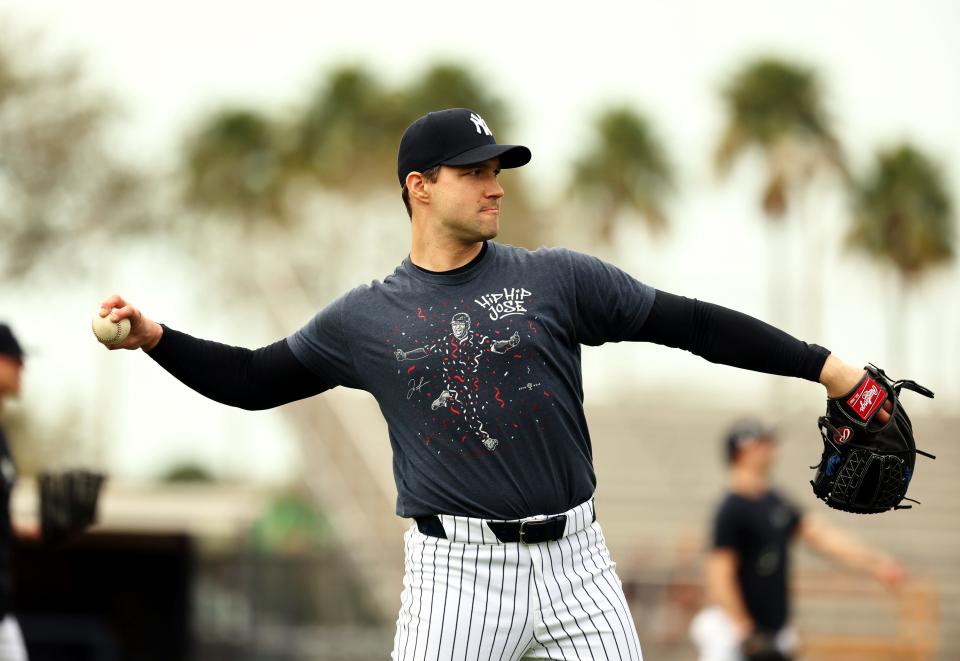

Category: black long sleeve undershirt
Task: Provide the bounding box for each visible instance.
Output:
[147,325,331,410]
[634,290,830,382]
[146,290,829,410]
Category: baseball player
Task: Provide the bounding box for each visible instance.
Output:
[690,420,905,661]
[0,324,31,661]
[99,107,887,660]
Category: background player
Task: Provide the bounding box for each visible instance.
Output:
[690,420,906,661]
[0,324,31,661]
[97,107,886,660]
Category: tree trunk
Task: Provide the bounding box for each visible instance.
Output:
[889,275,909,373]
[798,187,825,344]
[767,219,791,410]
[885,205,915,373]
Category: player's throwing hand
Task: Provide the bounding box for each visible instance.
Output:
[96,294,163,351]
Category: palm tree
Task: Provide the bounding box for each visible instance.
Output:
[296,65,409,192]
[402,63,509,133]
[715,57,846,338]
[183,108,293,224]
[848,144,954,366]
[570,107,673,243]
[716,58,846,216]
[179,107,305,302]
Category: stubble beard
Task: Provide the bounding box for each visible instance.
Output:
[446,214,499,243]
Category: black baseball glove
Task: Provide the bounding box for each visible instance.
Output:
[811,365,934,514]
[39,469,106,545]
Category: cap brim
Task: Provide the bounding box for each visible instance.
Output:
[441,143,531,169]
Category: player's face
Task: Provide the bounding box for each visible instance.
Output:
[0,356,23,398]
[758,439,776,471]
[735,435,776,474]
[429,159,504,243]
[745,437,776,473]
[451,320,467,339]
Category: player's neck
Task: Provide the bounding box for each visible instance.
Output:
[410,234,485,272]
[729,467,769,497]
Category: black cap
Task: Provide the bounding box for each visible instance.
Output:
[397,108,531,186]
[0,324,24,362]
[724,419,775,464]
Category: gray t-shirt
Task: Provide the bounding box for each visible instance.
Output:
[288,241,655,519]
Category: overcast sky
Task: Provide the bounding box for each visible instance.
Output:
[3,0,957,189]
[2,0,957,482]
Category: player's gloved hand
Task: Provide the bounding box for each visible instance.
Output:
[98,294,164,351]
[811,364,935,514]
[395,349,406,361]
[509,332,519,347]
[819,355,893,424]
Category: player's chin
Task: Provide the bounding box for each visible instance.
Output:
[476,213,500,238]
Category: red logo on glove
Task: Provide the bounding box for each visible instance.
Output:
[846,376,887,421]
[834,426,854,444]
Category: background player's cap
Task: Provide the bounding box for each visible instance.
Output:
[397,108,531,186]
[724,419,776,464]
[0,324,24,362]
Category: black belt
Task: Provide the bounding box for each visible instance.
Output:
[415,506,595,544]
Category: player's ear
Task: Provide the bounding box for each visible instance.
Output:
[406,171,431,206]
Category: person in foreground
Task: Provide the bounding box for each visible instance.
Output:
[690,420,905,661]
[97,108,887,660]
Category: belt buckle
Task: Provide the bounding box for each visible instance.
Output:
[518,519,536,544]
[518,515,562,544]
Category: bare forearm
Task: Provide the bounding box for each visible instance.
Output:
[818,354,868,398]
[800,515,905,587]
[706,555,753,635]
[141,319,164,351]
[811,525,887,568]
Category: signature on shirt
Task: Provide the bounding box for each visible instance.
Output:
[407,377,431,400]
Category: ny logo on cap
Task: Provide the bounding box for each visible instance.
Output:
[469,112,492,136]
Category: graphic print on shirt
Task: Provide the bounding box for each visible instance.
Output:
[396,311,518,451]
[391,291,555,455]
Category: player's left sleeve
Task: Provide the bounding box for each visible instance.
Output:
[635,290,830,382]
[776,491,804,537]
[563,249,656,346]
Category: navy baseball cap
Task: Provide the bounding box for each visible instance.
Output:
[397,108,531,186]
[0,324,24,362]
[724,419,776,463]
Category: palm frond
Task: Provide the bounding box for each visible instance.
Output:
[848,144,955,281]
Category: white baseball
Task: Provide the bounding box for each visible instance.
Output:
[92,310,131,345]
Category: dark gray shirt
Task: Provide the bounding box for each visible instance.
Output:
[288,242,655,519]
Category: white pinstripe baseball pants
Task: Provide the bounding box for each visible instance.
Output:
[392,500,643,660]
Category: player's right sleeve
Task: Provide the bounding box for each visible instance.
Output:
[286,292,363,390]
[712,499,742,551]
[147,327,334,410]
